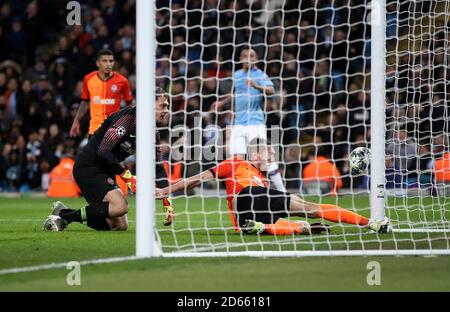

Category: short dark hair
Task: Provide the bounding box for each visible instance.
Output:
[155,86,167,100]
[240,45,250,52]
[96,48,114,60]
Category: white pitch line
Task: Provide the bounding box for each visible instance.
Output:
[392,228,450,233]
[0,219,43,222]
[0,256,140,275]
[0,219,136,223]
[3,248,450,276]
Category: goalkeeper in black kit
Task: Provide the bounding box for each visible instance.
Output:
[43,87,175,231]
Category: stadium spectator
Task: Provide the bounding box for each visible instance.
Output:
[431,134,450,187]
[4,148,23,192]
[0,94,14,132]
[6,17,27,65]
[49,57,73,103]
[386,128,419,187]
[0,0,445,196]
[16,79,37,119]
[4,76,18,115]
[25,129,47,190]
[385,155,403,189]
[302,147,343,196]
[47,154,80,198]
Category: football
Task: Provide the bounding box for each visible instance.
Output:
[349,147,371,175]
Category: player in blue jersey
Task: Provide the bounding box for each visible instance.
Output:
[210,47,286,191]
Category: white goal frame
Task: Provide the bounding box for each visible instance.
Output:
[135,0,450,258]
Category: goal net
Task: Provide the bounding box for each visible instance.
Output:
[150,0,450,256]
[385,0,450,236]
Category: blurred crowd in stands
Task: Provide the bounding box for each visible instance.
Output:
[0,0,448,193]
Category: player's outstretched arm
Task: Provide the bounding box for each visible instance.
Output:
[155,170,214,198]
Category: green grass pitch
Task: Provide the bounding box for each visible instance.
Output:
[1,195,449,291]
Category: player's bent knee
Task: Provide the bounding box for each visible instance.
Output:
[105,189,129,216]
[110,201,128,217]
[117,199,129,214]
[109,217,128,231]
[112,223,128,231]
[118,218,128,231]
[110,224,128,231]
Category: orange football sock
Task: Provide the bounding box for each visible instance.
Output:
[264,218,304,235]
[316,204,368,225]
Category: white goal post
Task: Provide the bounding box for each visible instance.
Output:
[136,0,160,257]
[370,0,387,223]
[136,0,450,257]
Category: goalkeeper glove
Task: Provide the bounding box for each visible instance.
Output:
[162,197,175,226]
[120,170,136,193]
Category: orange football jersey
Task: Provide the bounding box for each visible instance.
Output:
[210,156,268,228]
[81,71,134,135]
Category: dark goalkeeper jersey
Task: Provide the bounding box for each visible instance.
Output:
[76,105,163,176]
[76,106,137,175]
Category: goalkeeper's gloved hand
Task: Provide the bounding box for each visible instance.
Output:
[162,197,175,226]
[120,170,136,193]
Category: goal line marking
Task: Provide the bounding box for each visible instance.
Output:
[3,249,450,275]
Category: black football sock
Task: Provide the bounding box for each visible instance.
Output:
[86,218,111,231]
[84,202,110,220]
[60,210,82,224]
[60,208,75,215]
[60,202,109,224]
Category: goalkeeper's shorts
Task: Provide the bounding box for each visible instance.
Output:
[235,186,290,228]
[73,162,119,203]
